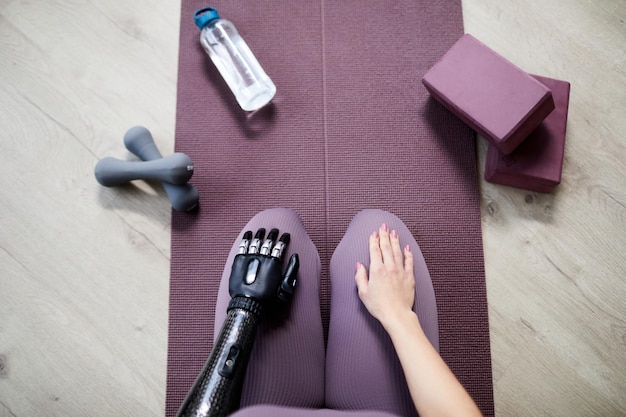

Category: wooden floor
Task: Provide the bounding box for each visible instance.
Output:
[1,1,624,416]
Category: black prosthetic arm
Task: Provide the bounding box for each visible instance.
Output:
[176,228,299,417]
[175,297,261,417]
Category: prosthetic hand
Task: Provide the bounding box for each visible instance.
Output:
[176,228,299,417]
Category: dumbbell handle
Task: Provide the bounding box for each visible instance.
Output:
[95,153,194,187]
[123,126,199,211]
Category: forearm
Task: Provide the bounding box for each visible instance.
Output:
[383,312,483,417]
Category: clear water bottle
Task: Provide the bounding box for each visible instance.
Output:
[194,7,277,112]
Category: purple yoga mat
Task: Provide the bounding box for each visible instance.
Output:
[166,1,494,416]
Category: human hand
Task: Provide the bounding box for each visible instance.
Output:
[355,223,416,328]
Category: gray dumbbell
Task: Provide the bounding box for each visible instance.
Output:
[123,126,199,211]
[94,153,194,186]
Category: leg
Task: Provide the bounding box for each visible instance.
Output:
[325,209,439,416]
[214,208,325,408]
[230,405,399,417]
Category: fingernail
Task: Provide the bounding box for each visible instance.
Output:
[355,262,361,271]
[391,229,398,239]
[405,245,411,252]
[372,231,379,238]
[381,223,388,232]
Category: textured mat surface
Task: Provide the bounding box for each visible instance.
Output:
[166,1,494,415]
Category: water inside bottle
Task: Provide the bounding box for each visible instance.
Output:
[201,22,276,111]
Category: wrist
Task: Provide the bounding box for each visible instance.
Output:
[380,309,423,338]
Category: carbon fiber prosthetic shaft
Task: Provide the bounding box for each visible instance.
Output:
[176,297,262,417]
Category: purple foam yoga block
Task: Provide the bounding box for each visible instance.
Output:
[422,34,555,155]
[484,75,571,193]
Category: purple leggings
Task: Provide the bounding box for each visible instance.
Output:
[214,208,439,417]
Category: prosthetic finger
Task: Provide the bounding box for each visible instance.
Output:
[259,228,279,255]
[277,253,299,303]
[248,228,266,254]
[237,231,253,254]
[271,233,290,260]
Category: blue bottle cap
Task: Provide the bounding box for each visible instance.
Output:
[194,7,220,29]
